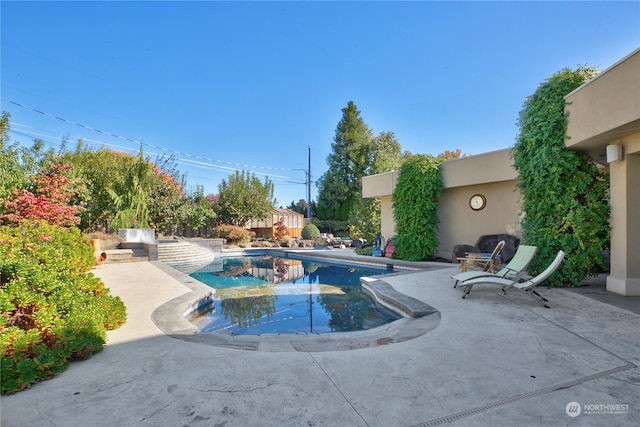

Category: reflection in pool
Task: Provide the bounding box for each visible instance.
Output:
[187,255,401,335]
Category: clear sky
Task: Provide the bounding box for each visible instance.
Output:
[2,1,639,206]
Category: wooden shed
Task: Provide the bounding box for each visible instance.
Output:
[248,208,304,239]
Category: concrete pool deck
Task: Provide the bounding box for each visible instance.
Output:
[2,254,639,426]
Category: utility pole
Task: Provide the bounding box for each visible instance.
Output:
[307,146,312,219]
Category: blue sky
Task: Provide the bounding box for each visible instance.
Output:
[2,1,639,206]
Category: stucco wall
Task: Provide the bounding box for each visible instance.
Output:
[363,149,521,261]
[564,48,640,296]
[565,48,640,155]
[436,181,521,260]
[379,195,395,242]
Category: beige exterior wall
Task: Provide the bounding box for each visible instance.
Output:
[362,149,521,260]
[362,170,400,198]
[379,195,395,242]
[437,180,521,260]
[564,48,640,161]
[440,149,517,188]
[565,48,640,296]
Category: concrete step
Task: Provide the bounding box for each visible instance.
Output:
[103,249,149,264]
[98,241,217,267]
[157,242,216,268]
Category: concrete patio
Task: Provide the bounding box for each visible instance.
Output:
[1,255,638,426]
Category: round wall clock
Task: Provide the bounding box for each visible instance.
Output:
[469,194,486,211]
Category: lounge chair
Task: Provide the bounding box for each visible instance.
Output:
[456,240,505,274]
[452,245,538,287]
[457,250,566,308]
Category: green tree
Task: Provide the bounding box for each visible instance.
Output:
[175,185,217,236]
[316,101,373,220]
[146,155,186,234]
[348,131,408,242]
[347,197,380,242]
[513,65,609,286]
[215,170,274,226]
[107,147,152,230]
[288,199,307,215]
[58,142,186,233]
[57,141,135,231]
[0,113,26,200]
[0,114,57,201]
[288,199,316,218]
[392,154,443,261]
[370,131,408,175]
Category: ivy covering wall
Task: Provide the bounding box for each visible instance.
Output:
[513,66,610,286]
[392,154,443,261]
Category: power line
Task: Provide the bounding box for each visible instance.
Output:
[7,126,294,181]
[3,99,314,202]
[2,98,298,174]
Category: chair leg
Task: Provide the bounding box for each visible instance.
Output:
[529,289,550,308]
[532,289,548,302]
[462,285,473,299]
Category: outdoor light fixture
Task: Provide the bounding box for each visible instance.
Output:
[606,144,623,163]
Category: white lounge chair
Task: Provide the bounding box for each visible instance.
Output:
[452,245,538,287]
[457,250,566,308]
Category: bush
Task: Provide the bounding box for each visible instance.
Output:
[355,246,373,256]
[211,225,251,244]
[301,223,321,240]
[312,219,348,235]
[0,221,126,394]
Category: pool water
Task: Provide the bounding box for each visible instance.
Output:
[187,255,401,335]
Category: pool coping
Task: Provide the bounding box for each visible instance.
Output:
[149,251,443,352]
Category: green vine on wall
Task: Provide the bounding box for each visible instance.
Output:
[513,66,610,286]
[392,154,443,261]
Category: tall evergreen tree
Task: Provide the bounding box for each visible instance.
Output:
[316,101,373,220]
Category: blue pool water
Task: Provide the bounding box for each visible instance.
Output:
[187,255,401,335]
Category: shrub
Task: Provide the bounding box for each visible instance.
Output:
[347,198,380,243]
[355,246,374,256]
[312,219,348,235]
[212,225,251,244]
[273,220,288,241]
[301,223,321,240]
[0,221,126,394]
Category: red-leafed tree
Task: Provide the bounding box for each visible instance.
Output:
[437,149,464,160]
[1,164,83,227]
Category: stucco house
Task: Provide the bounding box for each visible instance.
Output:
[362,48,639,296]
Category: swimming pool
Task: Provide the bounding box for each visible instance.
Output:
[186,254,402,335]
